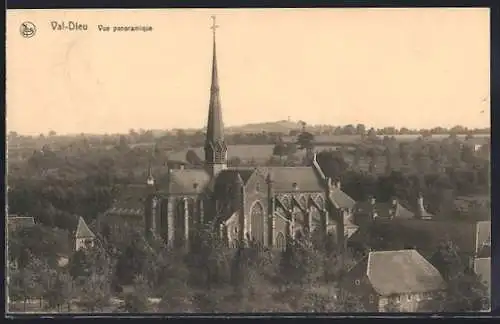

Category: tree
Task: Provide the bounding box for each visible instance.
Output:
[355,124,366,136]
[121,275,151,313]
[8,261,38,311]
[366,128,378,141]
[342,124,356,135]
[296,131,315,151]
[273,143,287,161]
[117,135,129,152]
[315,150,348,180]
[76,273,112,312]
[49,130,57,137]
[44,270,75,312]
[423,241,489,312]
[71,245,113,312]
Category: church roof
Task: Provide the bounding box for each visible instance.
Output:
[106,184,147,216]
[207,168,256,193]
[263,166,324,192]
[76,216,95,239]
[329,187,356,210]
[366,249,445,295]
[168,169,211,195]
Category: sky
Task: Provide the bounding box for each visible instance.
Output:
[6,8,490,135]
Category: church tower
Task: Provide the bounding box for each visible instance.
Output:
[205,16,228,177]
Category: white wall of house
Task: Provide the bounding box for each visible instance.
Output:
[378,292,437,312]
[76,238,94,251]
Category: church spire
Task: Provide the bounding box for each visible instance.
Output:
[205,16,227,176]
[147,159,155,186]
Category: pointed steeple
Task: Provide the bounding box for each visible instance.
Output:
[205,16,227,176]
[147,159,155,186]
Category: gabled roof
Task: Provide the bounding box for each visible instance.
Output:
[355,200,415,219]
[76,217,95,239]
[263,166,324,192]
[345,224,359,239]
[367,249,445,295]
[106,184,147,216]
[7,216,35,228]
[474,257,491,294]
[168,169,211,195]
[329,187,356,210]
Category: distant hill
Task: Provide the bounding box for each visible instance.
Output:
[225,120,301,134]
[149,120,302,137]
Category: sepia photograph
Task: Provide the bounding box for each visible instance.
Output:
[6,8,491,314]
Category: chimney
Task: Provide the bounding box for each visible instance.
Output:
[325,177,333,193]
[370,196,378,219]
[389,197,398,219]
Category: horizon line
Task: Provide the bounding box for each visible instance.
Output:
[7,120,491,137]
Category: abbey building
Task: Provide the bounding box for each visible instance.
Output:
[102,19,357,251]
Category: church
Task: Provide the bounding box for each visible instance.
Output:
[104,18,357,251]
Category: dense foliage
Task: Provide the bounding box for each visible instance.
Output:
[7,125,490,313]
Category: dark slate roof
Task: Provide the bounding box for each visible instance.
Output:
[106,184,147,216]
[474,257,491,294]
[75,216,95,239]
[367,249,446,295]
[207,168,256,193]
[329,187,356,210]
[168,169,211,195]
[371,219,478,254]
[355,200,415,220]
[263,166,324,192]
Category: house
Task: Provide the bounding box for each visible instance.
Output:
[473,257,491,303]
[349,219,491,271]
[7,215,35,231]
[353,196,416,226]
[340,249,446,312]
[75,217,96,251]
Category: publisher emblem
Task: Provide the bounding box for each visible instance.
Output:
[20,21,36,38]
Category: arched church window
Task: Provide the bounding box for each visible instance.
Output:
[310,205,321,231]
[250,201,265,244]
[299,195,307,209]
[276,232,285,250]
[292,206,305,234]
[315,195,324,209]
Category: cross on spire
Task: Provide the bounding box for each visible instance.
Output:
[210,16,219,37]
